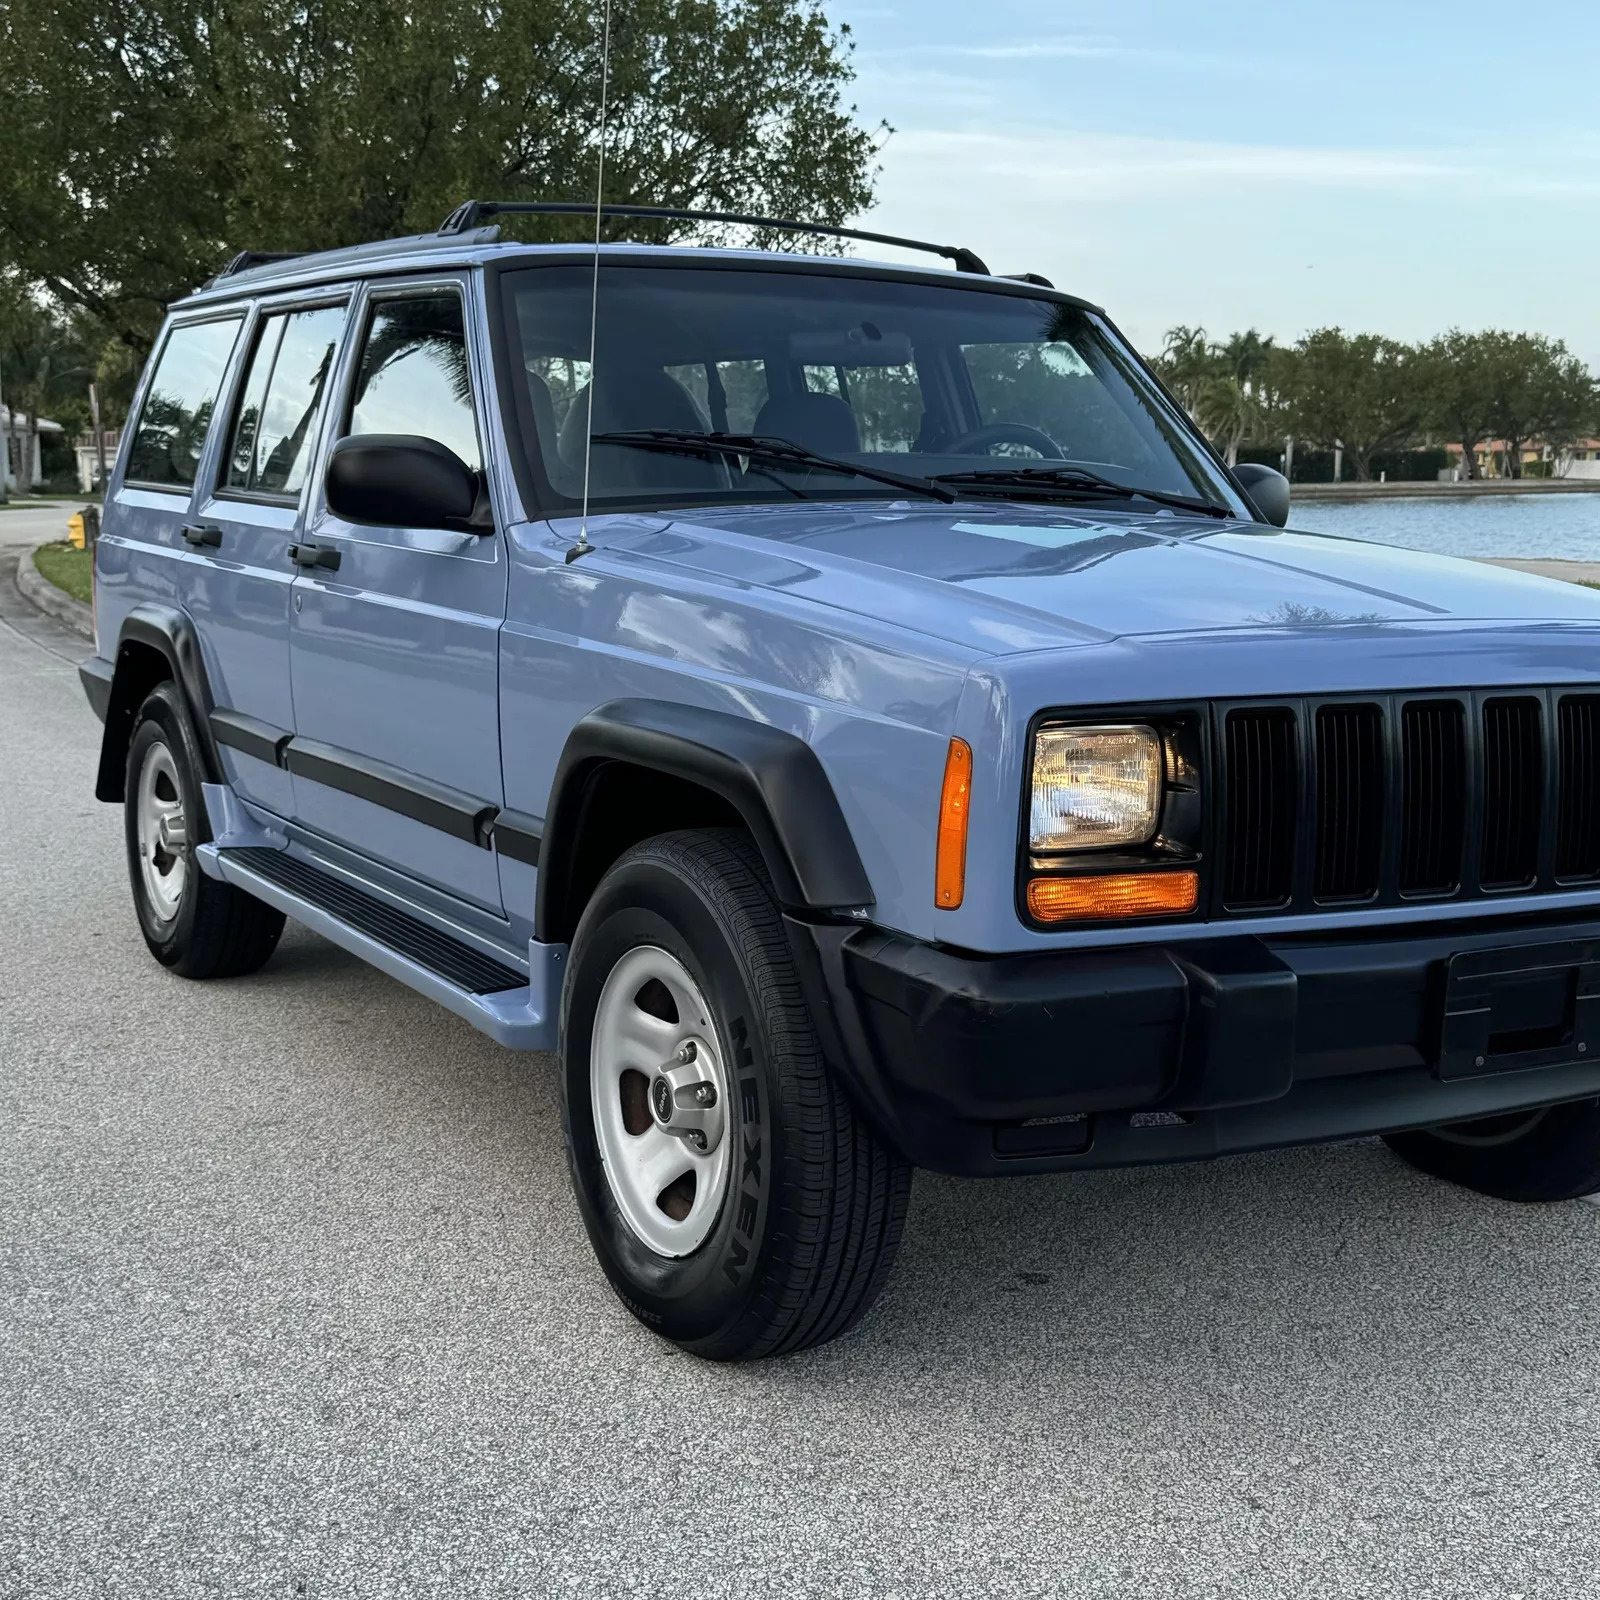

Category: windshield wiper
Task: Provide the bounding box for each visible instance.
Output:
[589,429,957,504]
[932,464,1234,520]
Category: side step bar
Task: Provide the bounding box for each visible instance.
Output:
[197,841,564,1051]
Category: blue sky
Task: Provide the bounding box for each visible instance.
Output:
[833,0,1600,364]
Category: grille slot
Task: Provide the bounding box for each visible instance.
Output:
[1222,707,1298,908]
[1557,695,1600,880]
[1480,697,1543,889]
[1314,703,1384,901]
[1398,700,1467,895]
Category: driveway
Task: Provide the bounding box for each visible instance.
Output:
[3,582,1599,1598]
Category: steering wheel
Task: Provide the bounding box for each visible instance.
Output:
[943,422,1065,459]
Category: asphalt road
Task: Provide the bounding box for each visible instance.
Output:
[5,546,1600,1599]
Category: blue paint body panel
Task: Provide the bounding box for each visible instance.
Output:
[84,236,1600,997]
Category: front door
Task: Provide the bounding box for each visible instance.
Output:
[287,277,508,913]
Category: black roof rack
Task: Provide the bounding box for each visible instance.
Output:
[437,200,991,276]
[216,249,304,278]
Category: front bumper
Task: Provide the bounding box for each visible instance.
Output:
[788,909,1600,1176]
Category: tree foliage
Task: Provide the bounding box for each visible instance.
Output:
[1272,329,1420,481]
[1157,321,1597,482]
[0,0,880,354]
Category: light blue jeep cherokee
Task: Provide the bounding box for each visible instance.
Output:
[81,201,1600,1358]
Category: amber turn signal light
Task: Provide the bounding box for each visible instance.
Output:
[1027,870,1199,923]
[935,737,973,909]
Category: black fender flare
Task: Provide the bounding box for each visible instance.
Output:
[95,603,222,801]
[535,699,874,942]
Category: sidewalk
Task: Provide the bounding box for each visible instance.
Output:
[1483,557,1600,585]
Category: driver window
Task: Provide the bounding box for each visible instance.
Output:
[347,292,481,471]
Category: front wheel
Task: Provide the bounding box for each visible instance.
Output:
[561,829,911,1360]
[1384,1098,1600,1201]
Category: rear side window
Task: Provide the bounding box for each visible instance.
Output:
[347,292,481,470]
[225,304,347,496]
[125,317,243,489]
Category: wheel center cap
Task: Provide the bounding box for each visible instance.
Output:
[651,1075,674,1125]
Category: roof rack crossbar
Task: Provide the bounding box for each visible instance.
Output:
[437,200,990,276]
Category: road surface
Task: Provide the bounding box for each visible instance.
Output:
[4,517,1600,1598]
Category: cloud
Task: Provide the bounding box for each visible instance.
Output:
[881,127,1460,199]
[944,37,1122,61]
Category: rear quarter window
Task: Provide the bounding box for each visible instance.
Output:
[125,317,244,489]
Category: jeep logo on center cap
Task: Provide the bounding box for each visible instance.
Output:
[651,1076,673,1124]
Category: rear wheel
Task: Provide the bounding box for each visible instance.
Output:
[1383,1098,1600,1201]
[561,828,911,1360]
[124,682,285,979]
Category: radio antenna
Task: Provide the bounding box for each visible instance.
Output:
[565,0,613,564]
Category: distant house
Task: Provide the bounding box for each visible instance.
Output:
[75,428,122,492]
[1444,439,1600,481]
[1556,438,1600,482]
[0,404,65,489]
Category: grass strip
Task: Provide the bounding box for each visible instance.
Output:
[32,541,92,605]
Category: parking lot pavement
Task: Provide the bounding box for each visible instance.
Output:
[5,613,1600,1600]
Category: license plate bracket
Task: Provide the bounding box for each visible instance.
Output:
[1438,939,1600,1080]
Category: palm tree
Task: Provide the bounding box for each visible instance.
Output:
[1195,374,1261,467]
[1158,325,1214,412]
[1216,329,1278,402]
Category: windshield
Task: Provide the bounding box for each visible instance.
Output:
[503,263,1249,516]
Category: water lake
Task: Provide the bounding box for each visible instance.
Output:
[1288,492,1600,562]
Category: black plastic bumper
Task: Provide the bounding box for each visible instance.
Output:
[79,656,112,723]
[787,909,1600,1176]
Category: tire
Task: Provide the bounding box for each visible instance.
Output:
[1383,1098,1600,1201]
[561,828,911,1360]
[124,681,285,979]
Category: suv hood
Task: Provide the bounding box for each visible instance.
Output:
[614,500,1600,655]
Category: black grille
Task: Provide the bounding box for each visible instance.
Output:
[1314,704,1383,901]
[1214,687,1600,918]
[1399,700,1466,894]
[1480,698,1542,889]
[1222,707,1297,908]
[1557,696,1600,880]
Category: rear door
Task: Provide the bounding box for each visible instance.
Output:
[286,275,508,913]
[186,293,351,815]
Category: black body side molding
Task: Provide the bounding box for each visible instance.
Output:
[284,737,499,847]
[94,604,223,801]
[537,699,873,941]
[210,709,293,768]
[491,810,543,866]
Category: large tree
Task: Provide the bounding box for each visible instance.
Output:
[1481,332,1595,478]
[0,0,880,354]
[1416,329,1503,480]
[1275,328,1421,481]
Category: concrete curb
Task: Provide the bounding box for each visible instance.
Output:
[16,540,94,640]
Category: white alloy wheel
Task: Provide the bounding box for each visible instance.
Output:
[135,740,189,923]
[590,945,733,1257]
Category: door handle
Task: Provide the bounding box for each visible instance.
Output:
[288,541,342,572]
[181,522,223,548]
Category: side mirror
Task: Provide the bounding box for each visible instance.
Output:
[326,434,483,529]
[1233,463,1291,528]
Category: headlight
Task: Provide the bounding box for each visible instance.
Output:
[1030,725,1163,852]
